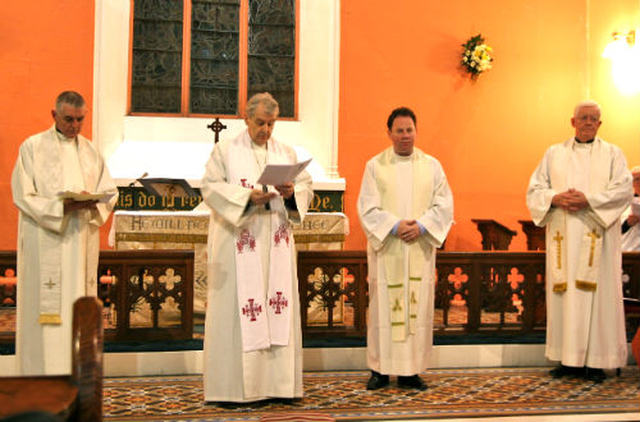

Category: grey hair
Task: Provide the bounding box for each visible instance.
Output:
[246,92,279,118]
[55,91,86,113]
[631,165,640,175]
[573,100,601,118]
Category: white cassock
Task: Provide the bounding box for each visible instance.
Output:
[201,129,312,402]
[358,147,453,375]
[11,125,118,376]
[621,196,640,252]
[527,138,632,369]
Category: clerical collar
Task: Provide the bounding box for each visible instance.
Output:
[394,152,413,161]
[574,137,594,144]
[55,128,76,142]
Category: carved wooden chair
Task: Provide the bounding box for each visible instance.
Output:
[0,296,103,422]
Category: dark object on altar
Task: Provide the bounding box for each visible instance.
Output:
[472,219,517,250]
[139,178,198,201]
[519,220,546,251]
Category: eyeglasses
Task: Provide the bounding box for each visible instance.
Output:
[576,115,599,123]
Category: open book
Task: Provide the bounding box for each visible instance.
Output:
[57,191,115,203]
[256,158,312,186]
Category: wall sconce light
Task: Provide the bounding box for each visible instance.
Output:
[602,30,640,95]
[602,30,636,59]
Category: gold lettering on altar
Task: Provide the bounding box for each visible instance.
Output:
[587,229,601,267]
[553,231,563,269]
[117,192,134,208]
[309,195,333,212]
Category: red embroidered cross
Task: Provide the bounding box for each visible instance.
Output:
[242,298,262,321]
[240,178,254,189]
[273,224,290,246]
[236,229,257,253]
[269,291,288,314]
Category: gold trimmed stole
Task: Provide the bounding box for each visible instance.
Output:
[547,140,608,293]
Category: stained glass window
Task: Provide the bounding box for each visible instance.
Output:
[248,0,296,117]
[131,0,184,113]
[190,0,240,114]
[130,0,296,117]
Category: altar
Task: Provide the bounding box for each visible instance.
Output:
[106,123,349,325]
[111,210,349,317]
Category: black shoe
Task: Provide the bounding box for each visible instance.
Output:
[397,374,427,390]
[269,397,297,405]
[549,364,580,379]
[366,371,389,390]
[585,367,606,384]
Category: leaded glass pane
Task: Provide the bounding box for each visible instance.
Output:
[248,0,296,117]
[190,0,240,114]
[131,0,184,113]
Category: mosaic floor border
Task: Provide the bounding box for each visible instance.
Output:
[103,367,640,421]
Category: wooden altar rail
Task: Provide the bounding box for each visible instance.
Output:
[0,250,193,343]
[1,250,639,343]
[297,251,640,339]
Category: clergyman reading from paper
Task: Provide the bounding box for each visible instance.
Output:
[200,92,313,403]
[11,91,118,375]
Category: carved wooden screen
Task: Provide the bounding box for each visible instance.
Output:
[130,0,297,117]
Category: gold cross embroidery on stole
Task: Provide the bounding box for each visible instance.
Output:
[587,229,601,267]
[553,231,563,269]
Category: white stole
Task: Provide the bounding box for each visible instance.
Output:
[228,132,293,352]
[547,139,608,293]
[38,130,97,324]
[376,148,432,341]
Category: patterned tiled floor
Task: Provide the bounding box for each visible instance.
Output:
[103,367,640,421]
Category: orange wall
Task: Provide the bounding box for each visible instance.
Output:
[0,2,95,250]
[0,1,638,252]
[339,0,640,251]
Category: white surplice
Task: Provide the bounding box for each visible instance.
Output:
[621,196,640,252]
[11,125,118,376]
[358,147,453,375]
[526,138,632,369]
[201,129,312,402]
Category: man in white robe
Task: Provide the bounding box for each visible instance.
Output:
[11,91,118,375]
[526,100,633,383]
[357,107,453,390]
[201,93,312,403]
[621,166,640,252]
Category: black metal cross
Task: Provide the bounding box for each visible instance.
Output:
[207,118,227,144]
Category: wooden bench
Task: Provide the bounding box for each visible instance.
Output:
[0,297,103,422]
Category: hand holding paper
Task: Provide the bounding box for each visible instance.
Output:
[59,191,115,214]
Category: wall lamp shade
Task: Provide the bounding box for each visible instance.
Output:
[602,31,636,59]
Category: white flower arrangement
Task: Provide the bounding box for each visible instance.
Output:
[461,34,493,79]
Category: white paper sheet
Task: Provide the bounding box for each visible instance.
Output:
[256,158,312,186]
